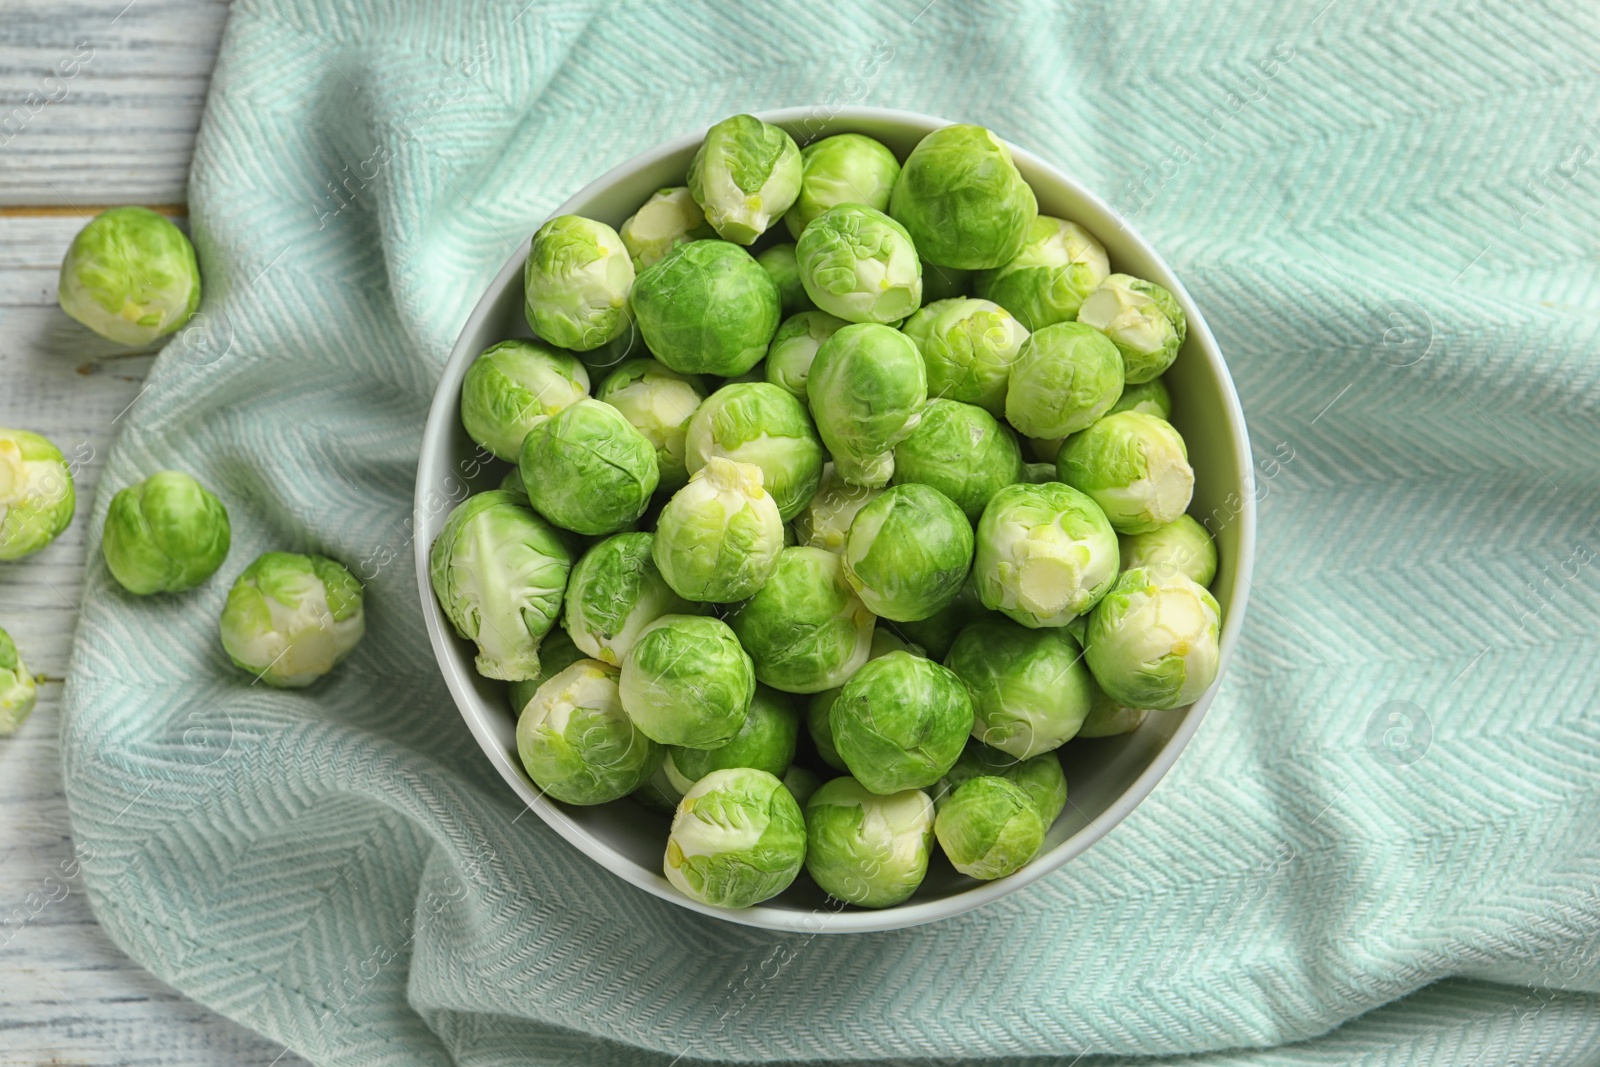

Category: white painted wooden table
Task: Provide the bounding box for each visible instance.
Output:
[1,4,310,1064]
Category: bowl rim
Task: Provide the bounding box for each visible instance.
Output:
[415,105,1256,934]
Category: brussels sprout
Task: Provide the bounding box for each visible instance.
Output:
[920,261,972,304]
[1020,462,1058,484]
[507,627,586,716]
[524,215,634,352]
[685,383,823,522]
[516,660,662,804]
[764,311,848,401]
[430,490,571,680]
[782,765,823,808]
[974,482,1119,628]
[460,340,590,461]
[665,767,806,908]
[101,471,230,595]
[794,203,922,325]
[934,776,1044,879]
[562,533,691,667]
[620,614,754,748]
[934,739,1066,828]
[664,684,799,792]
[619,187,714,271]
[901,297,1028,416]
[595,359,706,490]
[1004,322,1124,439]
[687,114,803,244]
[727,546,874,693]
[1078,683,1150,738]
[807,323,927,487]
[891,574,985,660]
[0,626,38,737]
[652,457,784,603]
[842,484,973,623]
[805,776,935,908]
[784,133,902,239]
[805,627,920,772]
[57,206,200,345]
[756,243,814,316]
[631,240,781,376]
[946,617,1093,759]
[0,429,74,561]
[1084,568,1221,710]
[889,125,1037,270]
[519,399,660,536]
[1120,514,1218,588]
[830,651,973,794]
[791,463,882,554]
[633,760,684,815]
[974,217,1109,331]
[1076,273,1187,384]
[221,551,365,688]
[891,400,1023,522]
[1108,376,1173,419]
[1057,411,1194,535]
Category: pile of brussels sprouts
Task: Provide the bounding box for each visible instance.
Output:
[430,114,1224,911]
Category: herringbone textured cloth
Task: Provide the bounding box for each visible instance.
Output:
[62,1,1600,1064]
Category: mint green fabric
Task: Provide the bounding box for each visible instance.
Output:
[62,1,1600,1064]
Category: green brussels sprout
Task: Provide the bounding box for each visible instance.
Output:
[0,429,75,561]
[804,627,918,772]
[1076,273,1187,384]
[619,186,714,271]
[519,399,660,536]
[57,206,200,345]
[891,399,1023,522]
[1120,514,1218,588]
[1078,683,1150,738]
[507,627,586,716]
[652,457,784,603]
[664,684,799,793]
[631,240,781,376]
[620,614,754,748]
[945,616,1093,759]
[888,124,1037,270]
[794,203,922,324]
[595,359,707,490]
[974,482,1119,628]
[633,760,684,815]
[727,546,874,693]
[805,776,935,908]
[516,659,662,804]
[523,215,634,352]
[562,533,692,667]
[830,651,973,794]
[665,767,806,908]
[764,310,848,401]
[842,484,974,623]
[221,551,365,688]
[430,490,572,680]
[459,340,590,461]
[1108,376,1173,419]
[934,776,1044,879]
[756,243,815,316]
[901,297,1029,416]
[0,625,38,737]
[1004,322,1124,439]
[784,133,902,239]
[920,261,972,304]
[686,114,803,244]
[891,574,985,660]
[791,463,882,554]
[684,383,824,522]
[933,739,1067,828]
[1084,568,1221,710]
[782,765,824,808]
[806,323,927,487]
[1057,411,1194,534]
[974,217,1110,331]
[101,471,230,594]
[1020,462,1058,484]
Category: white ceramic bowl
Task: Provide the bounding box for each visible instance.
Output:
[416,107,1255,933]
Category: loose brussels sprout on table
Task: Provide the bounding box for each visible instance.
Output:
[946,617,1094,759]
[524,215,634,352]
[652,457,784,603]
[764,310,848,401]
[562,532,690,667]
[892,399,1023,522]
[663,684,799,794]
[756,243,814,316]
[687,114,803,244]
[829,650,974,794]
[806,323,927,487]
[934,738,1068,828]
[791,463,882,555]
[1057,411,1194,534]
[889,124,1037,270]
[1076,273,1187,384]
[102,471,231,595]
[805,776,935,908]
[665,767,806,909]
[1085,568,1221,711]
[974,482,1119,628]
[842,483,974,623]
[785,133,901,239]
[0,625,38,736]
[619,186,713,270]
[517,659,661,804]
[684,383,823,522]
[631,240,781,376]
[594,359,706,491]
[794,203,922,324]
[975,216,1109,331]
[1120,514,1218,588]
[934,776,1045,880]
[58,206,200,345]
[620,614,754,748]
[0,429,75,561]
[220,551,365,688]
[901,298,1029,416]
[1005,321,1124,439]
[520,398,660,536]
[460,340,590,461]
[727,546,874,694]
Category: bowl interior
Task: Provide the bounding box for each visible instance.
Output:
[415,107,1254,933]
